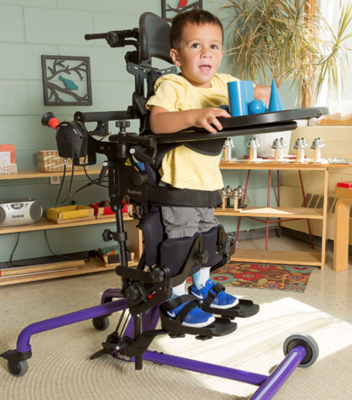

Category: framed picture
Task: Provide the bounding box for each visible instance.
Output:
[161,0,203,22]
[41,55,92,106]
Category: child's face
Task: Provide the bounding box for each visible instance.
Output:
[170,22,224,88]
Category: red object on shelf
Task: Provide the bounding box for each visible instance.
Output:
[89,201,128,216]
[0,144,15,163]
[337,181,352,189]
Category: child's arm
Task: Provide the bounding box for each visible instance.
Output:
[254,85,271,106]
[150,106,231,134]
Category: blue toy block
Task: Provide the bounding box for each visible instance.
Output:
[227,80,254,117]
[248,99,267,114]
[268,79,284,112]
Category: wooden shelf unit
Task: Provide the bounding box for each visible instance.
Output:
[0,168,102,180]
[215,206,324,219]
[0,257,138,286]
[0,215,132,235]
[219,161,332,269]
[0,169,143,286]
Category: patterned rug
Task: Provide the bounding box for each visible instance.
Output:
[188,263,313,293]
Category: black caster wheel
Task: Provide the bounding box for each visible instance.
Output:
[283,333,319,368]
[8,360,28,377]
[92,316,110,331]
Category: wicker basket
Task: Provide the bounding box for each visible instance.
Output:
[37,150,88,172]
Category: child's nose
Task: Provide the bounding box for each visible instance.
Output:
[201,49,212,58]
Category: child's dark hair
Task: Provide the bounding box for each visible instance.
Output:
[170,9,224,50]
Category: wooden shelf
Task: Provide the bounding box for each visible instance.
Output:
[0,257,138,286]
[215,206,324,219]
[220,160,352,170]
[0,169,102,180]
[0,216,133,235]
[232,248,322,267]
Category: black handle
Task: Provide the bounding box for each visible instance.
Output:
[99,160,114,185]
[85,32,108,40]
[129,146,155,165]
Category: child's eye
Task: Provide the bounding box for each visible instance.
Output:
[211,44,218,49]
[191,43,200,48]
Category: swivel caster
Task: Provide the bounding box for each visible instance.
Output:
[92,316,110,331]
[283,333,319,368]
[7,360,28,377]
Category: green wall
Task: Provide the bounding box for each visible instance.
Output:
[0,0,295,263]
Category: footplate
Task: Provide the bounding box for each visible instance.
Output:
[159,306,237,338]
[202,299,260,319]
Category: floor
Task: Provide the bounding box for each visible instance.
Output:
[1,235,351,333]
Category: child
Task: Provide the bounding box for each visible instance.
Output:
[146,9,270,328]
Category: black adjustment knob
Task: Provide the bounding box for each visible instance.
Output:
[198,250,209,264]
[41,112,55,127]
[132,172,148,186]
[150,267,165,283]
[116,121,130,132]
[125,284,141,300]
[102,229,113,242]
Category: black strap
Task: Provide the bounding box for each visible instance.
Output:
[162,294,197,311]
[146,185,222,208]
[204,283,225,306]
[161,294,201,324]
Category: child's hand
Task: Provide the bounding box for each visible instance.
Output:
[194,108,231,133]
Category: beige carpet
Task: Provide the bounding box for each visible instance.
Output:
[1,296,352,400]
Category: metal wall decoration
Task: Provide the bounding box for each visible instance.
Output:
[162,0,203,22]
[41,55,92,106]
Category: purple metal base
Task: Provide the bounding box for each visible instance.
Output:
[12,287,307,400]
[143,345,306,400]
[17,289,126,353]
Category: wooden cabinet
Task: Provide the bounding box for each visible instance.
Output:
[0,169,143,286]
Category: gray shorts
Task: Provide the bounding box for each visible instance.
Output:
[159,180,219,238]
[161,206,219,239]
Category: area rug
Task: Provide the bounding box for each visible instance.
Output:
[188,263,313,293]
[1,297,352,400]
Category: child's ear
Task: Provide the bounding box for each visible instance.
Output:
[170,48,181,67]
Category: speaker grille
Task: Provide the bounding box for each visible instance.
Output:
[0,207,5,224]
[30,202,42,221]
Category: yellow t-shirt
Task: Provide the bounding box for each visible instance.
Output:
[145,73,239,190]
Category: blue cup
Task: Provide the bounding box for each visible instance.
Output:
[228,80,254,117]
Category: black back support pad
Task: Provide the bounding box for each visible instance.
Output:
[200,226,223,268]
[160,226,222,278]
[140,208,166,266]
[139,13,173,64]
[160,234,203,278]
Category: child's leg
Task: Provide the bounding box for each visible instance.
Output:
[161,205,215,327]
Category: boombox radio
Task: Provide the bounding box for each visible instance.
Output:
[0,198,43,228]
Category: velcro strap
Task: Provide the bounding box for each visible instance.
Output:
[161,294,197,312]
[175,300,200,324]
[204,283,225,306]
[146,186,222,208]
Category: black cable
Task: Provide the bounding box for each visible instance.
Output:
[68,163,74,195]
[8,232,21,267]
[84,165,109,188]
[44,230,90,262]
[54,160,67,208]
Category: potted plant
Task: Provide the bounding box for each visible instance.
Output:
[220,0,352,156]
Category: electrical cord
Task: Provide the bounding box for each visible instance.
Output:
[54,159,67,208]
[7,230,90,268]
[8,232,21,267]
[44,230,90,262]
[68,163,74,195]
[84,165,109,188]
